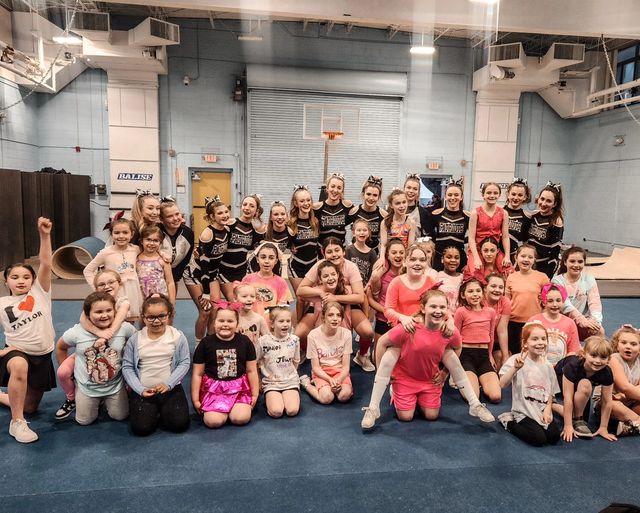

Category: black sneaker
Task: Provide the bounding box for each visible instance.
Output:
[55,399,76,420]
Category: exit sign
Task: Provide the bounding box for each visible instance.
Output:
[427,161,441,170]
[203,154,218,163]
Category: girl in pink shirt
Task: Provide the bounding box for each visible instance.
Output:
[436,246,463,316]
[463,237,510,285]
[528,283,580,367]
[454,278,501,403]
[484,273,511,370]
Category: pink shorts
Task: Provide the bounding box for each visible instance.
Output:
[200,374,252,413]
[312,366,352,390]
[391,375,442,411]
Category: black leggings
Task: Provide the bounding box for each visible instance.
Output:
[507,321,526,355]
[507,416,560,447]
[129,384,190,436]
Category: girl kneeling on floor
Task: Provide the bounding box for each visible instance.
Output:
[498,321,561,446]
[300,302,353,404]
[122,295,191,436]
[56,291,136,425]
[361,289,494,430]
[191,301,259,428]
[256,307,301,418]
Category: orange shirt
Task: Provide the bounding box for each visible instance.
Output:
[506,270,549,322]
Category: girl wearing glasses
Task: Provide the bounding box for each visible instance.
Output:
[122,295,191,436]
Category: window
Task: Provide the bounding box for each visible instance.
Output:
[615,44,640,100]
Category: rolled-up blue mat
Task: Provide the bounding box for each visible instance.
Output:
[52,237,105,279]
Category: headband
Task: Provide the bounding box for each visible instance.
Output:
[541,283,568,303]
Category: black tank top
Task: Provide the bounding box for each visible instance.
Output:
[315,200,349,245]
[289,218,318,268]
[348,205,384,251]
[220,219,263,272]
[527,212,563,278]
[198,225,229,292]
[267,227,291,254]
[504,206,531,259]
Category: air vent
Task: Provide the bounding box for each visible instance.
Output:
[553,43,585,62]
[488,43,526,69]
[150,19,179,43]
[129,18,180,46]
[70,12,110,32]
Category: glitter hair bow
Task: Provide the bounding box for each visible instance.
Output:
[405,172,420,180]
[545,181,561,191]
[160,195,176,203]
[329,172,345,180]
[366,175,383,186]
[205,195,221,208]
[292,184,308,192]
[136,189,153,197]
[444,177,464,187]
[512,177,528,185]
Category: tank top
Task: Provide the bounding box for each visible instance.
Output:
[429,208,469,260]
[527,212,564,278]
[199,225,230,291]
[219,219,262,272]
[504,206,531,260]
[612,353,640,391]
[388,215,412,248]
[315,200,349,245]
[475,206,504,245]
[289,218,319,268]
[349,205,384,251]
[267,227,291,254]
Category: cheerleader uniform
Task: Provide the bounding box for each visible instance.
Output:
[527,212,564,278]
[348,205,385,252]
[426,208,469,271]
[288,218,318,279]
[315,200,350,247]
[504,206,531,262]
[160,224,194,284]
[218,219,261,284]
[196,225,230,295]
[267,227,291,254]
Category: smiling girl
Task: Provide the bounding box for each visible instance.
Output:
[348,176,387,253]
[136,225,176,305]
[504,178,532,262]
[527,183,564,278]
[607,325,640,436]
[243,241,292,318]
[314,173,353,248]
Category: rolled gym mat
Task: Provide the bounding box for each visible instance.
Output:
[52,237,105,279]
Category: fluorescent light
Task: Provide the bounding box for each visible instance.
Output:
[410,45,436,55]
[237,35,263,41]
[53,35,83,45]
[469,0,499,4]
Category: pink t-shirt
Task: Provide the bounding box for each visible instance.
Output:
[437,271,463,315]
[528,313,580,366]
[309,285,353,330]
[242,273,293,318]
[454,306,496,352]
[506,270,549,322]
[488,295,512,319]
[375,269,398,322]
[306,326,353,368]
[305,259,362,288]
[388,324,461,382]
[384,275,439,324]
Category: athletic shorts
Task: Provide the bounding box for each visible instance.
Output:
[0,349,56,391]
[312,366,352,391]
[391,375,442,411]
[459,347,495,377]
[374,318,392,335]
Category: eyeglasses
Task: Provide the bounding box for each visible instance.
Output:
[143,313,169,322]
[96,280,119,288]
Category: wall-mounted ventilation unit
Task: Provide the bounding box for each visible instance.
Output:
[541,42,585,71]
[489,43,526,69]
[129,18,180,46]
[69,11,111,41]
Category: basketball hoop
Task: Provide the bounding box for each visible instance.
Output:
[321,131,344,140]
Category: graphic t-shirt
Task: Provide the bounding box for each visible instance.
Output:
[500,355,559,426]
[193,333,256,380]
[0,279,55,355]
[306,326,352,368]
[256,333,301,391]
[61,322,136,397]
[528,313,580,366]
[242,273,293,318]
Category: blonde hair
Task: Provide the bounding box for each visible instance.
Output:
[93,269,122,289]
[580,336,613,360]
[611,325,640,353]
[131,194,160,234]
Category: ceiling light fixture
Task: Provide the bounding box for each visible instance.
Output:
[469,0,499,4]
[410,31,435,55]
[237,35,263,41]
[53,34,83,45]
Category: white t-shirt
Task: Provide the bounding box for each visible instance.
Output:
[138,327,178,388]
[500,355,559,427]
[306,326,352,368]
[256,333,301,392]
[0,278,54,355]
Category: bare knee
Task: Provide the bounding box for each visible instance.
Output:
[337,386,353,403]
[396,410,415,422]
[285,406,299,417]
[577,379,592,395]
[229,412,251,425]
[422,408,440,421]
[318,389,334,404]
[267,406,284,418]
[203,414,226,429]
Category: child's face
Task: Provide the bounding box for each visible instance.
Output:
[95,273,120,297]
[524,327,548,357]
[6,266,33,295]
[392,194,408,215]
[142,198,161,223]
[482,185,501,204]
[421,296,448,323]
[327,178,344,201]
[294,190,312,213]
[516,248,535,271]
[403,179,419,202]
[270,205,287,228]
[537,190,556,214]
[544,290,564,315]
[387,244,405,268]
[507,185,527,208]
[257,248,278,273]
[406,248,427,277]
[480,242,498,264]
[617,333,640,363]
[485,277,505,301]
[112,224,133,247]
[583,351,610,373]
[463,282,483,308]
[213,204,231,225]
[235,286,256,310]
[363,186,380,208]
[442,248,460,273]
[272,312,292,338]
[319,267,339,291]
[353,223,370,242]
[141,233,162,254]
[323,306,343,329]
[89,300,115,329]
[445,186,462,210]
[241,197,258,220]
[214,309,238,339]
[323,244,345,266]
[565,252,585,278]
[161,205,182,230]
[142,303,170,335]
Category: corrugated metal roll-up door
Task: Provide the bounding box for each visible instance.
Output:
[247,89,402,207]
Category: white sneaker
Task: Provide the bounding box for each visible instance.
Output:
[353,353,376,372]
[469,403,495,423]
[9,419,38,443]
[299,374,311,390]
[361,407,380,431]
[497,411,515,430]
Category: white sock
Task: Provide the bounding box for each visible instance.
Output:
[442,349,481,408]
[367,348,400,410]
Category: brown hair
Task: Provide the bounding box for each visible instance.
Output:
[579,336,613,360]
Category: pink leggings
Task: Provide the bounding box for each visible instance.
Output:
[57,354,76,401]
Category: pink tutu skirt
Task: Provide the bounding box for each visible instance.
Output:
[200,374,252,413]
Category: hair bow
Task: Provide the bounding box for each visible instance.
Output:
[523,319,545,329]
[540,283,568,303]
[252,193,263,200]
[512,177,528,185]
[292,184,308,192]
[329,172,345,180]
[265,303,291,313]
[160,195,176,203]
[213,299,244,312]
[271,200,285,207]
[405,172,420,180]
[622,324,637,331]
[444,177,464,187]
[103,210,125,231]
[367,175,383,186]
[545,181,561,191]
[205,195,221,208]
[135,189,153,198]
[416,236,432,243]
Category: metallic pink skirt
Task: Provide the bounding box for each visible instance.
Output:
[200,374,252,413]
